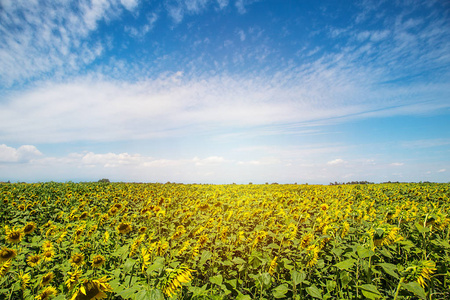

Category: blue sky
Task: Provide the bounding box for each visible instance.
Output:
[0,0,449,184]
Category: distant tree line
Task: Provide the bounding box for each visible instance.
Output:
[329,181,374,185]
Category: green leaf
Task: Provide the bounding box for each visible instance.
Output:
[401,282,426,299]
[236,293,252,300]
[145,289,165,300]
[356,245,375,259]
[415,222,430,233]
[209,274,223,286]
[199,250,212,266]
[115,286,141,299]
[146,257,165,274]
[123,258,136,273]
[376,263,399,279]
[232,257,246,265]
[358,284,382,300]
[305,285,323,299]
[272,284,289,298]
[326,280,336,292]
[340,271,351,287]
[291,270,306,286]
[334,259,357,270]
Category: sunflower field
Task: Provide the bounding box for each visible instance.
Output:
[1,182,449,300]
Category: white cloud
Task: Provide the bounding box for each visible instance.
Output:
[0,0,120,86]
[217,0,229,9]
[235,0,258,14]
[437,169,446,173]
[120,0,139,11]
[0,144,42,163]
[237,29,246,41]
[327,158,345,165]
[193,156,225,166]
[390,162,404,166]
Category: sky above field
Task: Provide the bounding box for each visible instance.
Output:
[0,0,449,184]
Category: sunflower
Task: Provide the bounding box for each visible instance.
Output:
[70,253,84,267]
[139,226,147,234]
[320,203,329,211]
[417,260,437,288]
[23,222,36,235]
[0,260,11,277]
[102,231,109,244]
[70,277,112,300]
[41,272,54,286]
[42,250,55,262]
[117,222,132,234]
[42,240,53,251]
[27,254,42,267]
[35,286,58,300]
[5,226,23,244]
[141,248,151,272]
[19,270,31,290]
[66,268,82,290]
[0,247,17,262]
[108,207,119,215]
[79,211,88,220]
[91,254,106,268]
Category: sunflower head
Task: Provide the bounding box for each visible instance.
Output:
[42,240,53,251]
[66,268,82,290]
[0,247,17,262]
[71,277,112,300]
[79,212,88,220]
[0,259,11,277]
[117,222,132,234]
[42,250,55,262]
[91,254,106,268]
[19,270,31,290]
[27,254,42,267]
[35,285,57,300]
[70,253,84,267]
[23,222,36,235]
[5,226,23,244]
[41,272,54,286]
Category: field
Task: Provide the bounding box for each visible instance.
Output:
[1,182,449,300]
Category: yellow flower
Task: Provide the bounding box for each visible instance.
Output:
[35,285,58,300]
[91,254,106,268]
[19,270,31,290]
[162,267,194,298]
[417,260,437,288]
[27,254,42,267]
[102,231,109,244]
[70,277,112,300]
[5,226,23,244]
[0,247,17,262]
[320,204,329,211]
[66,268,82,290]
[70,253,85,267]
[0,260,11,277]
[41,272,54,286]
[42,250,55,262]
[42,240,53,251]
[268,256,278,275]
[141,248,151,272]
[117,222,132,234]
[23,222,36,235]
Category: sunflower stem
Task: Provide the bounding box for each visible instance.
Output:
[393,277,405,300]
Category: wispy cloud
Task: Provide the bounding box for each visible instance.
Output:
[327,158,345,165]
[1,58,447,145]
[0,0,130,87]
